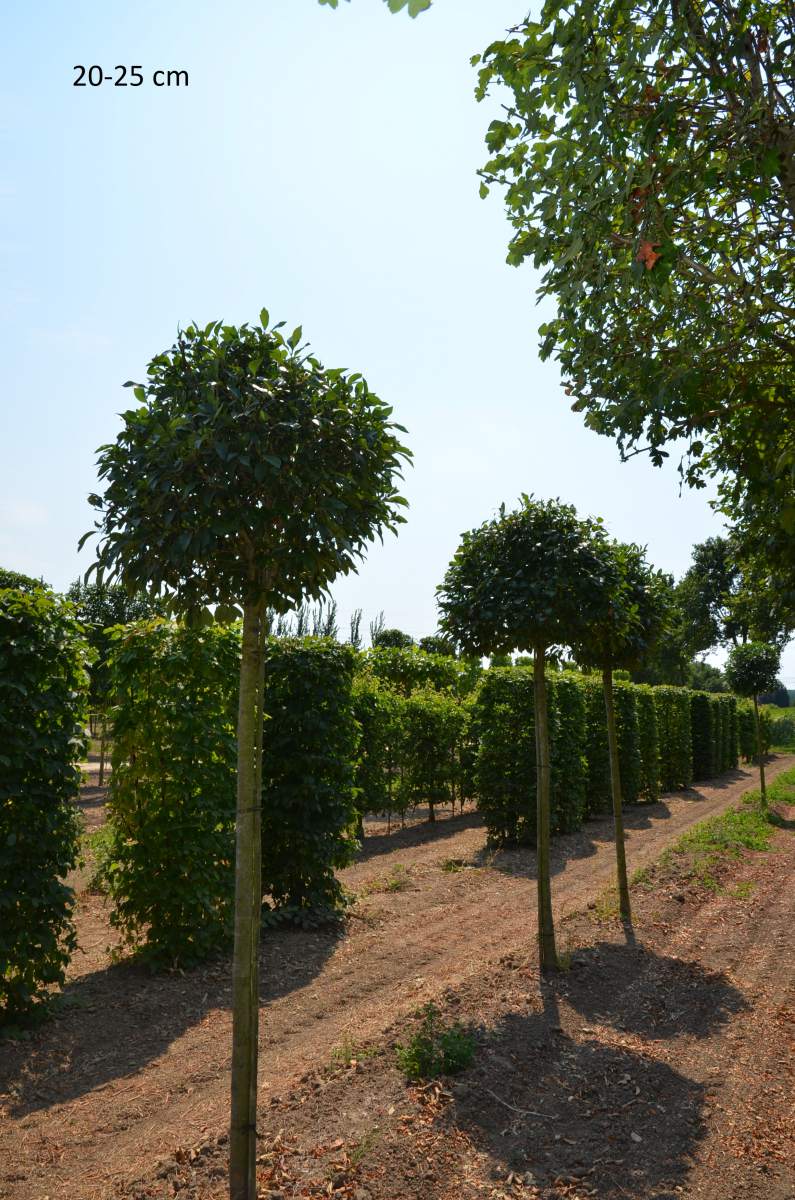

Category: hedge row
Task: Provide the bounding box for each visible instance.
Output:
[351,675,474,822]
[103,623,360,965]
[1,587,89,1027]
[97,625,760,961]
[472,669,741,846]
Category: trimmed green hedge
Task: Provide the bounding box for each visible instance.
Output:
[635,685,660,802]
[363,645,481,697]
[261,638,359,924]
[103,624,362,962]
[104,620,239,966]
[654,686,693,792]
[472,669,588,846]
[471,669,745,847]
[1,586,89,1026]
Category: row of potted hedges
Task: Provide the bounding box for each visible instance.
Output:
[103,622,361,965]
[351,675,475,823]
[471,668,744,847]
[94,627,769,963]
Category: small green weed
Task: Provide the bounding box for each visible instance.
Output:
[348,1128,380,1169]
[359,864,413,896]
[81,824,115,894]
[395,1003,475,1081]
[722,880,755,900]
[440,858,464,873]
[331,1033,377,1067]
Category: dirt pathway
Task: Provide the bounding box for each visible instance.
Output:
[1,757,792,1200]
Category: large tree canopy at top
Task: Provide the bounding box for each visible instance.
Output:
[476,0,794,538]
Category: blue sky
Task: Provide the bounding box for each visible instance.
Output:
[2,0,791,679]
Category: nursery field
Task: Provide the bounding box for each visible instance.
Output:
[1,756,793,1200]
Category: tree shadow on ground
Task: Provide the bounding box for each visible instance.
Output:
[355,807,483,863]
[0,921,337,1119]
[453,1012,705,1198]
[450,946,744,1198]
[561,940,748,1040]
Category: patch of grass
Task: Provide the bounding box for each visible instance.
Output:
[440,857,464,873]
[358,863,413,896]
[647,769,795,892]
[723,880,755,900]
[331,1033,378,1067]
[81,824,115,893]
[395,1002,475,1081]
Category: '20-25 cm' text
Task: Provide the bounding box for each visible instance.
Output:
[73,65,189,88]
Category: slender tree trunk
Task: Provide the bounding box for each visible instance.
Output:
[230,597,267,1200]
[534,645,558,971]
[753,694,767,808]
[98,717,107,788]
[603,668,631,924]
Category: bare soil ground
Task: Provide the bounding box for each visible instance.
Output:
[1,757,793,1200]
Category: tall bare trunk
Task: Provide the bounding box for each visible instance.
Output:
[534,645,558,971]
[753,694,767,808]
[603,668,631,924]
[230,597,266,1200]
[98,717,107,788]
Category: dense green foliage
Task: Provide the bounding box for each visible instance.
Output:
[572,541,668,675]
[654,686,693,791]
[371,627,415,649]
[363,645,463,696]
[395,1002,474,1082]
[85,316,409,614]
[476,2,795,567]
[0,587,88,1025]
[725,642,782,701]
[66,579,163,713]
[635,685,660,802]
[261,639,359,923]
[472,667,743,846]
[676,537,793,652]
[397,686,471,822]
[769,711,795,747]
[103,626,365,956]
[438,497,612,657]
[103,620,239,966]
[0,567,46,593]
[473,669,590,845]
[351,674,403,819]
[690,693,738,780]
[581,676,642,814]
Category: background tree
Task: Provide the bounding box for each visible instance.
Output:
[759,680,790,708]
[687,661,727,694]
[629,572,692,686]
[372,626,415,649]
[0,566,47,592]
[418,633,456,657]
[84,313,409,1200]
[476,1,795,566]
[725,642,781,807]
[676,536,793,651]
[572,543,667,923]
[348,608,364,649]
[437,496,612,971]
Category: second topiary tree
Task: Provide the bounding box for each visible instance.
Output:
[572,542,668,924]
[725,641,781,807]
[437,496,613,971]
